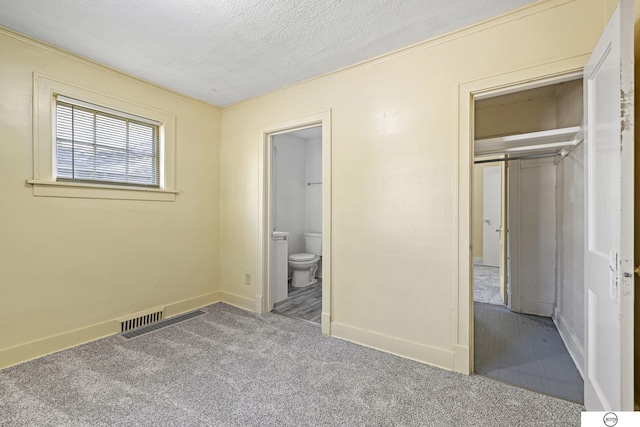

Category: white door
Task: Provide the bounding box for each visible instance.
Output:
[507,159,557,316]
[583,0,634,411]
[482,166,501,267]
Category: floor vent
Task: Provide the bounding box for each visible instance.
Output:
[121,310,164,333]
[121,310,205,339]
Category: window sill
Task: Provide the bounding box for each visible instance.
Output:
[27,180,178,201]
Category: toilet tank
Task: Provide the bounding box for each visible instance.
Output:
[304,232,322,255]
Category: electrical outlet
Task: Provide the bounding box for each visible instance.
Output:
[244,273,251,286]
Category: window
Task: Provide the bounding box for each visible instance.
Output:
[56,96,160,188]
[30,74,177,201]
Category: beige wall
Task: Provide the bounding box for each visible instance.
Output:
[221,0,612,371]
[0,29,221,367]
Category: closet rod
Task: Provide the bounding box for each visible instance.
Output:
[474,152,559,165]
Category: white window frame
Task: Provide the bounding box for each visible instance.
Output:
[29,73,178,201]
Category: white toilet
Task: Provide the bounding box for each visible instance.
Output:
[288,232,322,287]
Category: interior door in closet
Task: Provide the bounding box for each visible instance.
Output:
[583,0,634,411]
[482,166,501,267]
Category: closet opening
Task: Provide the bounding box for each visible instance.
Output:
[472,77,585,404]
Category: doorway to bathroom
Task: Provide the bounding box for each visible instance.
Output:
[258,111,332,334]
[270,126,323,324]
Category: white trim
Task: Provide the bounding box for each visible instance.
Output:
[27,179,178,201]
[508,159,521,312]
[31,73,177,200]
[26,179,179,193]
[255,295,264,314]
[321,313,331,335]
[520,299,554,317]
[331,321,455,371]
[553,308,585,378]
[220,292,256,312]
[0,291,221,370]
[457,56,590,374]
[56,94,162,126]
[473,71,583,100]
[453,345,470,373]
[473,257,483,265]
[257,111,332,336]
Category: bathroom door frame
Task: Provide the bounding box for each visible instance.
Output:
[257,110,332,335]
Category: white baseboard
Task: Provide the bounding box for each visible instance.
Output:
[473,257,483,265]
[330,321,455,371]
[0,291,222,370]
[553,308,584,378]
[0,319,117,371]
[254,295,264,314]
[321,313,331,335]
[164,291,222,318]
[520,299,554,317]
[220,291,256,312]
[453,344,471,374]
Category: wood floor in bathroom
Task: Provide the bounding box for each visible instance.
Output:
[272,280,321,324]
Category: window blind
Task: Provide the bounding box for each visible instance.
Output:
[55,96,160,188]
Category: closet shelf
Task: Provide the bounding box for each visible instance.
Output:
[474,126,582,158]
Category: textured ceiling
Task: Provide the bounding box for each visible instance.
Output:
[0,0,535,106]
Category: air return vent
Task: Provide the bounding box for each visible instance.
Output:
[121,310,163,333]
[121,310,205,339]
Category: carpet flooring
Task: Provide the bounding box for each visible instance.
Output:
[0,303,583,426]
[473,265,504,306]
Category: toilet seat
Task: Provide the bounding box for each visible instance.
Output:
[288,253,317,262]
